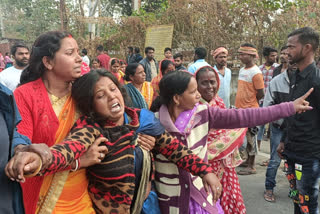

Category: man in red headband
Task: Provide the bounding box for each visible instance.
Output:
[235,43,265,175]
[211,47,232,108]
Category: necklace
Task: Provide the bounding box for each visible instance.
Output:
[49,93,66,106]
[46,88,69,106]
[46,86,70,97]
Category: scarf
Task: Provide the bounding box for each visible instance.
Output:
[200,97,246,165]
[37,95,94,214]
[124,83,149,109]
[151,73,162,99]
[195,65,246,167]
[238,46,259,58]
[85,108,164,213]
[212,47,228,59]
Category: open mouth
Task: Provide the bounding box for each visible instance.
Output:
[111,102,121,113]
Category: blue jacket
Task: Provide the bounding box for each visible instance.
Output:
[139,58,159,82]
[0,83,31,214]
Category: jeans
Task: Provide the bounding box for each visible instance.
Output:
[257,124,265,141]
[285,151,320,214]
[257,103,265,141]
[265,124,283,190]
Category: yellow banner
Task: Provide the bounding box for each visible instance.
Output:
[144,25,174,61]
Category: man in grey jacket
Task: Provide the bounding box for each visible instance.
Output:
[263,46,292,202]
[139,46,159,82]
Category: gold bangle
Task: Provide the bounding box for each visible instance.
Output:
[25,154,43,178]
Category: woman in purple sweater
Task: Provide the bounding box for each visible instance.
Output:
[152,71,312,214]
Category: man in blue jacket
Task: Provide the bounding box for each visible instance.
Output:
[139,46,159,82]
[0,82,31,214]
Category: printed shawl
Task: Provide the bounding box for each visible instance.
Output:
[124,83,149,109]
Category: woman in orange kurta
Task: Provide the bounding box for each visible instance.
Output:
[13,31,104,214]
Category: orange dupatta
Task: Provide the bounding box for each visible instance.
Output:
[37,95,94,214]
[141,81,154,108]
[151,73,162,99]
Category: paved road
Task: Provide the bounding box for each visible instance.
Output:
[238,140,320,214]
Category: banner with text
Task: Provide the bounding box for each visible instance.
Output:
[144,25,174,61]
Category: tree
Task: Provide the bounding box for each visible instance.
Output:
[98,0,167,16]
[1,0,319,63]
[60,0,68,31]
[0,0,60,40]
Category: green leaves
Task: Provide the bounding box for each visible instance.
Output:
[1,0,60,40]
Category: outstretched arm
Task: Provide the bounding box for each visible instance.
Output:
[208,88,313,129]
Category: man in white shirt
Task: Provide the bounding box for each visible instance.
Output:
[81,48,90,66]
[211,47,232,108]
[0,44,30,91]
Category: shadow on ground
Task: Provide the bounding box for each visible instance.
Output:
[238,140,320,214]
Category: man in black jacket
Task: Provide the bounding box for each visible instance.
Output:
[139,47,158,82]
[277,27,320,214]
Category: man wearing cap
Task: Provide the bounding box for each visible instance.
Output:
[211,47,232,108]
[235,43,265,175]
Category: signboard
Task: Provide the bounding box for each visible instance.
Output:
[144,25,174,61]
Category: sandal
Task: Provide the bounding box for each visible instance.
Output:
[264,190,275,202]
[237,168,257,175]
[239,162,249,167]
[259,160,270,166]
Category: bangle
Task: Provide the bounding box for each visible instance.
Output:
[78,158,81,169]
[25,155,43,178]
[71,159,79,172]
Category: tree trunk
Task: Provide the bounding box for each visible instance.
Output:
[88,0,99,39]
[0,9,5,38]
[60,0,68,31]
[78,0,85,37]
[132,0,141,12]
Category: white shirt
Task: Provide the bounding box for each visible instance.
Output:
[82,55,90,66]
[214,65,232,108]
[0,66,23,91]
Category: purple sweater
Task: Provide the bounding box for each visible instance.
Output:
[154,102,295,214]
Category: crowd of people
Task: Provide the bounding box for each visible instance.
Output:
[0,26,319,214]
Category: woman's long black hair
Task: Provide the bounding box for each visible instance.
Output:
[20,31,71,85]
